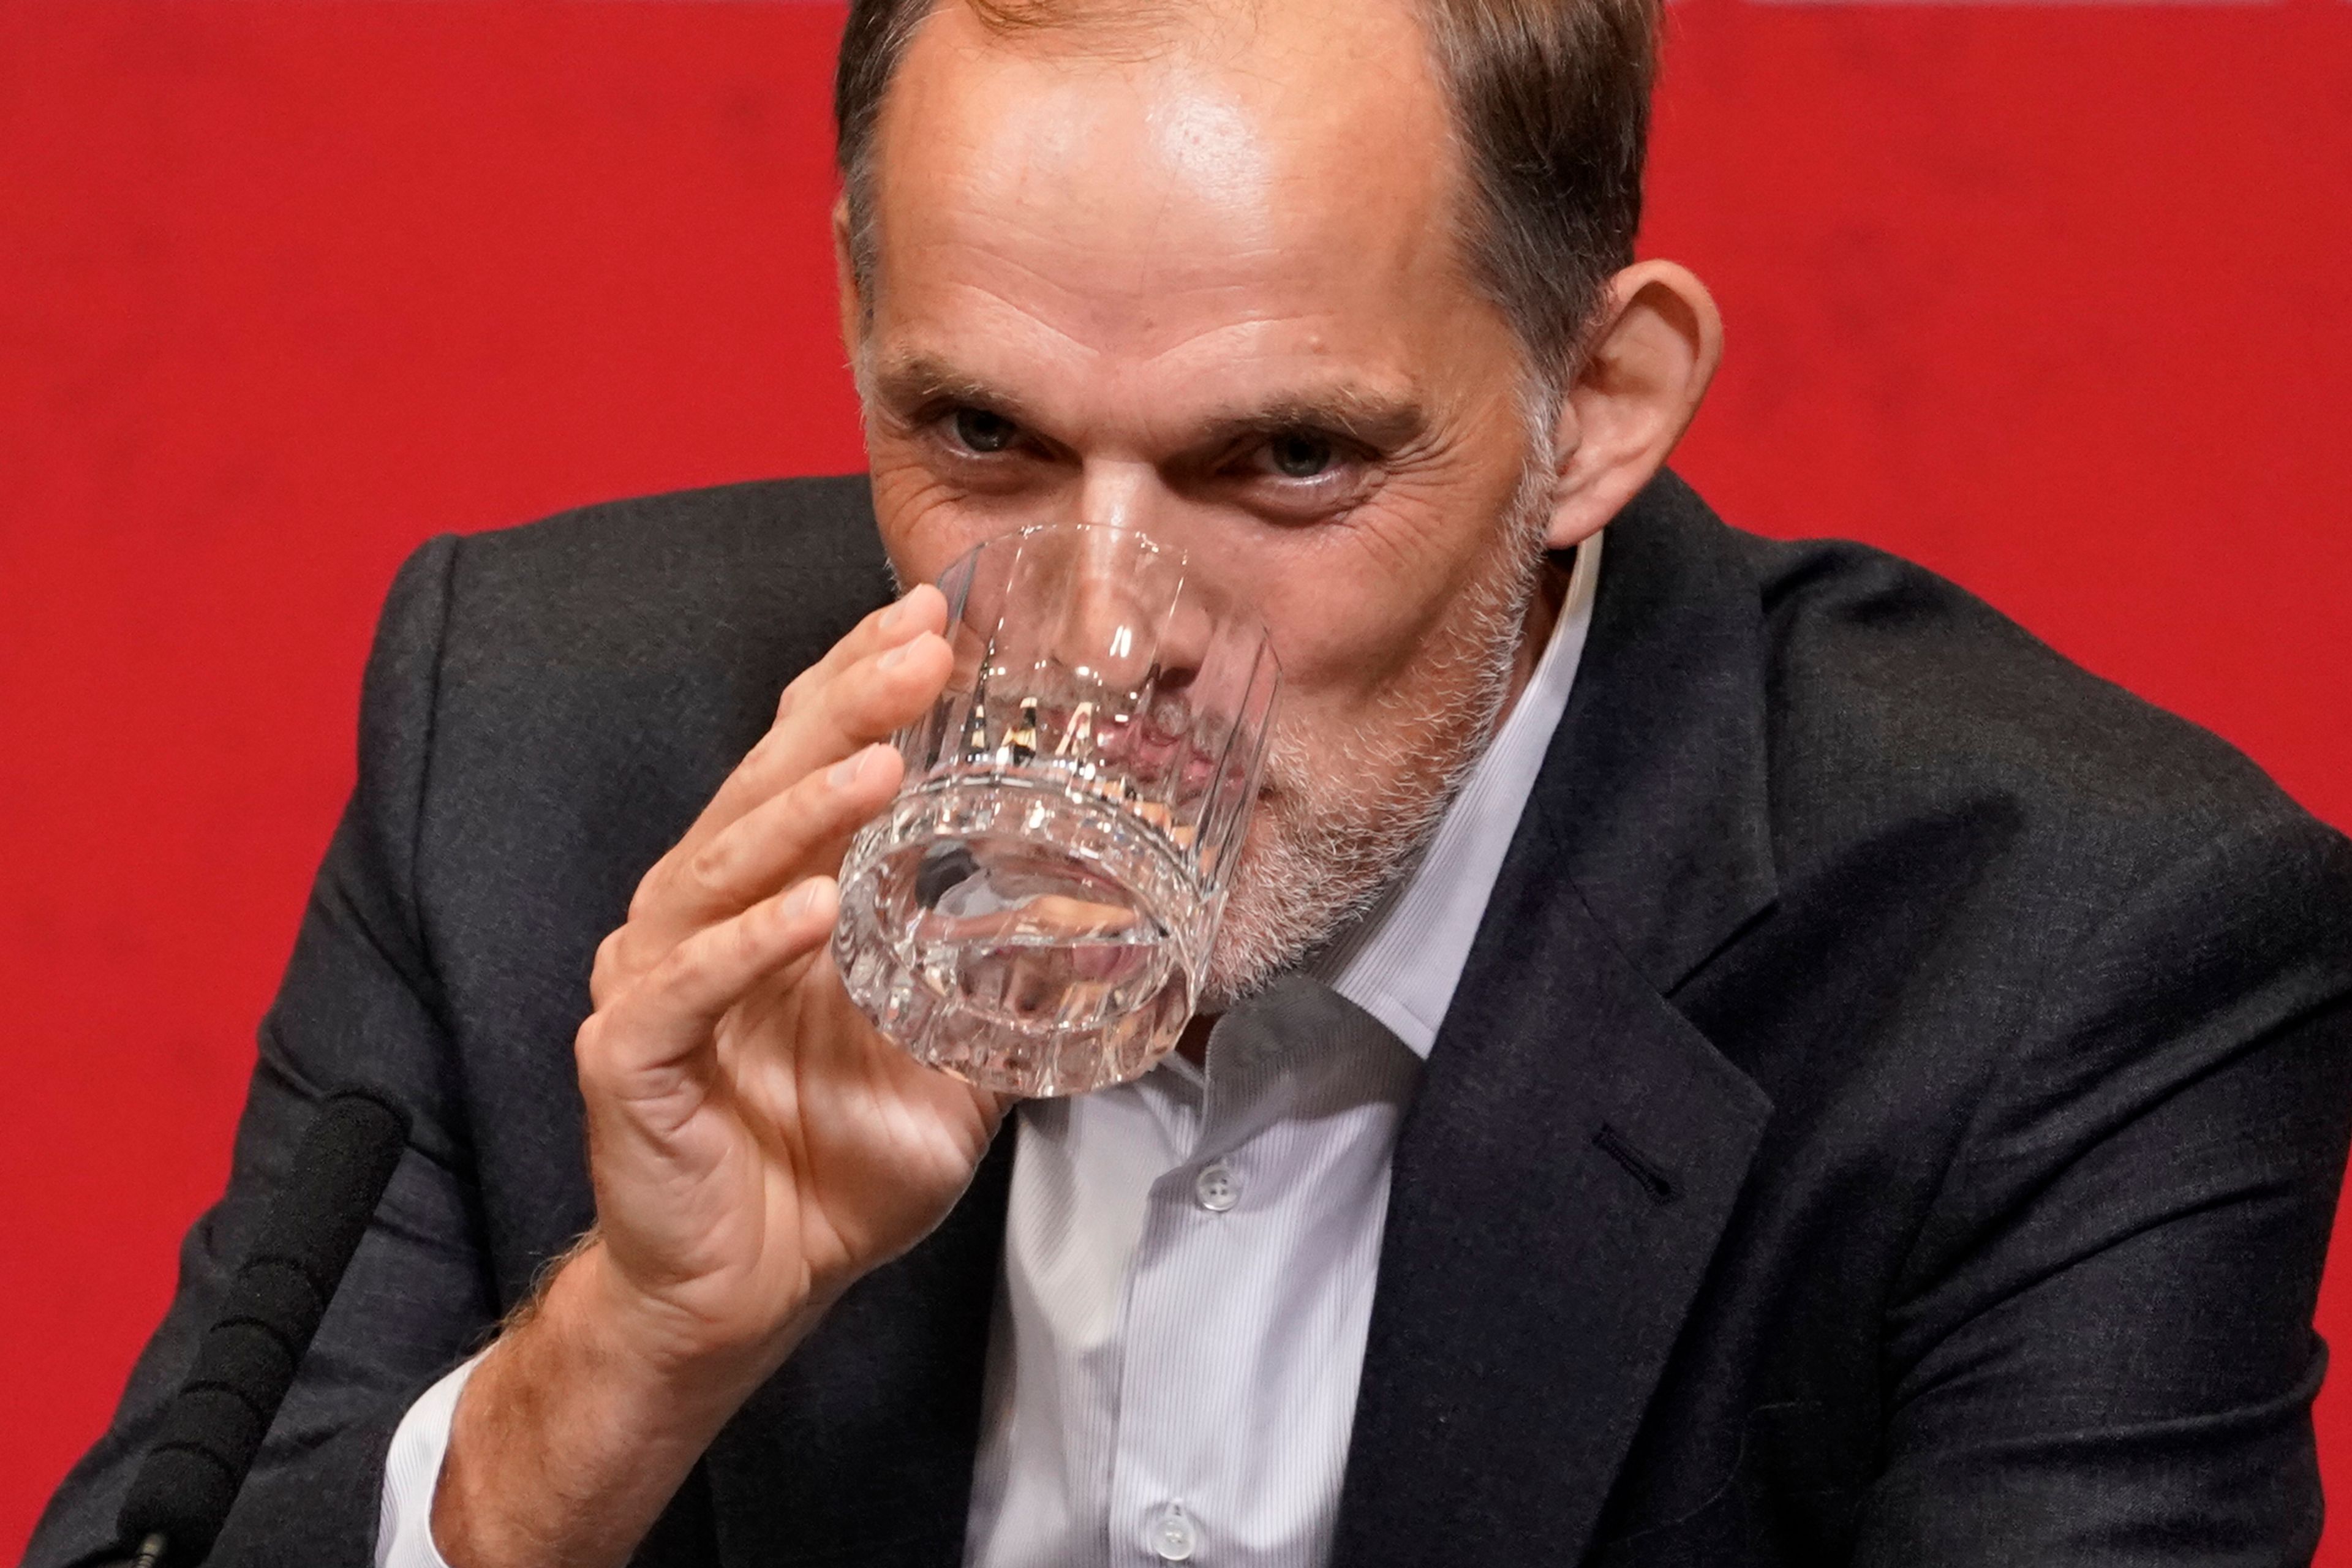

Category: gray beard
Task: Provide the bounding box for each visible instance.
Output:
[1200,453,1556,1009]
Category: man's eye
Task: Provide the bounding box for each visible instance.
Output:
[1265,432,1336,480]
[949,407,1020,455]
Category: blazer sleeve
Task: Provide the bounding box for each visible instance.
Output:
[24,535,504,1568]
[1853,813,2352,1566]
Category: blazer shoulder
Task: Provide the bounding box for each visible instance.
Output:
[1734,528,2340,888]
[418,474,891,723]
[391,477,896,940]
[445,473,884,644]
[462,472,875,563]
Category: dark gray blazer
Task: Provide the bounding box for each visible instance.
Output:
[32,472,2352,1566]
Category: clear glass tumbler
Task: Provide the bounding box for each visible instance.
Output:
[833,524,1280,1096]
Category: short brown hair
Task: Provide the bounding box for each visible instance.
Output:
[834,0,1660,389]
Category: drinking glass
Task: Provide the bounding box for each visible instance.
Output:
[832,524,1281,1096]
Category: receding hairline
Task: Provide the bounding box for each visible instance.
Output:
[839,0,1660,393]
[842,0,1478,307]
[960,0,1210,45]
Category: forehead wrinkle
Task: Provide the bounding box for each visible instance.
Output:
[899,209,1432,373]
[894,227,1384,374]
[884,163,1298,323]
[883,1,1461,293]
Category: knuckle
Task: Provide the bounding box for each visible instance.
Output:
[741,734,801,802]
[742,707,797,769]
[590,928,633,1000]
[685,832,737,897]
[652,935,715,996]
[778,660,836,728]
[625,864,668,927]
[727,906,774,966]
[574,1012,612,1078]
[814,665,864,734]
[788,760,843,816]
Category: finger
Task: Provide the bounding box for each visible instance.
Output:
[670,616,952,871]
[734,625,954,813]
[723,582,949,815]
[643,584,942,861]
[796,947,1015,1126]
[791,582,950,704]
[586,877,842,1093]
[594,743,895,1005]
[612,584,945,974]
[648,742,902,943]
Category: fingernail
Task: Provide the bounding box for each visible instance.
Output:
[879,597,910,635]
[828,752,864,788]
[878,643,909,671]
[780,881,817,918]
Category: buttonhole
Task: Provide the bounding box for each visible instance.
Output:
[1594,1123,1680,1205]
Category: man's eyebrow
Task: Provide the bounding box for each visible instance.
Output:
[1193,393,1428,453]
[868,353,1040,421]
[868,352,1427,451]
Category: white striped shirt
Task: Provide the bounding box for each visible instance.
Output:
[378,532,1601,1567]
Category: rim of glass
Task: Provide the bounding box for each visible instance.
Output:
[943,522,1283,680]
[962,519,1180,560]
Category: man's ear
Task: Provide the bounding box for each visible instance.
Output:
[1542,260,1724,550]
[832,195,868,366]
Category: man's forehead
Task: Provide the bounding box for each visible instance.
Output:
[867,0,1467,329]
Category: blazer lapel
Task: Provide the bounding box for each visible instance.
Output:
[1334,473,1779,1566]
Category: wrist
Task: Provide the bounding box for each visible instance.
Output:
[432,1247,815,1567]
[568,1238,835,1406]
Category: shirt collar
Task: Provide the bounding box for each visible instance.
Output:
[1306,531,1604,1058]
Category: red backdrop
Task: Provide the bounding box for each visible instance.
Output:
[3,1,2348,1555]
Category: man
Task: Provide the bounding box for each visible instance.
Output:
[31,0,2352,1562]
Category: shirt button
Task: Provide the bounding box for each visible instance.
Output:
[1152,1501,1197,1561]
[1193,1163,1240,1213]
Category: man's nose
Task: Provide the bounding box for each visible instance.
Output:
[1074,460,1164,536]
[1063,465,1223,686]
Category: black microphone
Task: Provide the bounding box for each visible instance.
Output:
[117,1087,411,1567]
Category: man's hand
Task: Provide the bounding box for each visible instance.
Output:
[432,586,1007,1566]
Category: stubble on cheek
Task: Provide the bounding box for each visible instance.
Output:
[1200,471,1551,1005]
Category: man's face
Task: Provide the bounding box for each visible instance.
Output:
[854,0,1556,998]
